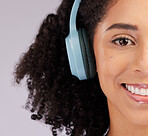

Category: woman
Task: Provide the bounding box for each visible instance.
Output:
[14,0,148,135]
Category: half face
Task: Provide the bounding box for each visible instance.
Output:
[93,0,148,126]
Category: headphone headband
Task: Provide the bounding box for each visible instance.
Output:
[69,0,81,32]
[65,0,96,80]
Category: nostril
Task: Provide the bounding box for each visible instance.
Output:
[135,70,141,72]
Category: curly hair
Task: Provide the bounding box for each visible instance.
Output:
[14,0,116,135]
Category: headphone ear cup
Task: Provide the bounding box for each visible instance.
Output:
[78,28,96,78]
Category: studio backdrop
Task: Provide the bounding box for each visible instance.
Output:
[0,0,61,136]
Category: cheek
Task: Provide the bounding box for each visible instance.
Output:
[94,46,131,93]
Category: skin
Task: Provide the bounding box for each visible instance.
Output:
[93,0,148,135]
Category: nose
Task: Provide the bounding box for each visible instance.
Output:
[131,44,148,74]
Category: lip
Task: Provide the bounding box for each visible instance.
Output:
[121,84,148,104]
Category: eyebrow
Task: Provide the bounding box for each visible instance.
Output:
[105,23,138,32]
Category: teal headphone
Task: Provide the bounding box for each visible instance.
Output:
[65,0,96,80]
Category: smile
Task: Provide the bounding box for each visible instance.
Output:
[125,84,148,96]
[122,83,148,103]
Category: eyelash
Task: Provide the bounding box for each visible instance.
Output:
[111,35,136,47]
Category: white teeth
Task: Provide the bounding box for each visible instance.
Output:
[125,84,148,96]
[135,88,140,95]
[141,88,145,95]
[146,89,148,95]
[127,85,131,91]
[131,86,134,94]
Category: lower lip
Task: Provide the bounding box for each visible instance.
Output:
[122,85,148,104]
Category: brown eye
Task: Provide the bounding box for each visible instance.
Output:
[112,38,135,46]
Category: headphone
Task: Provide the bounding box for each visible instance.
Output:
[65,0,96,80]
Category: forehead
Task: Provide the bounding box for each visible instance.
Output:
[100,0,148,30]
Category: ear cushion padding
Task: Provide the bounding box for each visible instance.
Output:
[78,28,96,78]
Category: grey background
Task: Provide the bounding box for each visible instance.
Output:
[0,0,63,135]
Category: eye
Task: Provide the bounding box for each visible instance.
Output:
[111,36,135,46]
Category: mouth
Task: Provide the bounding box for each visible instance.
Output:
[121,83,148,104]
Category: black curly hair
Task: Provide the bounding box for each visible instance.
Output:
[14,0,116,135]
